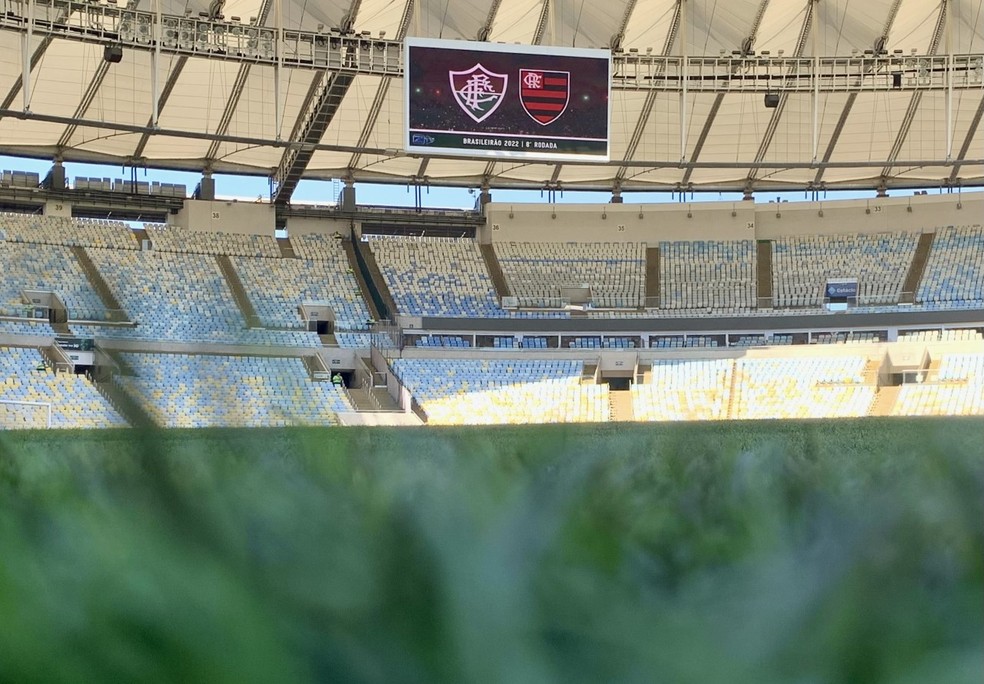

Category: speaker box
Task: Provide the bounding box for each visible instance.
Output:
[103,46,123,64]
[763,93,780,108]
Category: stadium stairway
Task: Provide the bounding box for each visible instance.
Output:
[70,246,128,321]
[87,357,150,428]
[645,247,660,308]
[215,255,263,328]
[479,243,511,299]
[344,238,395,322]
[609,390,634,421]
[132,226,150,248]
[869,386,901,416]
[756,240,773,308]
[725,365,740,419]
[276,236,297,259]
[900,231,936,305]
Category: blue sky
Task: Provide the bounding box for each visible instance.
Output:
[2,154,977,210]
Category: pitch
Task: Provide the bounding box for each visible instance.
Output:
[1,419,981,683]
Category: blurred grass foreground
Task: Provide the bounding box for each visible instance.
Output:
[1,418,982,684]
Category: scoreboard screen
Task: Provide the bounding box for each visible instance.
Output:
[404,38,611,162]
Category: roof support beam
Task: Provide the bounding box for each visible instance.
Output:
[614,0,682,184]
[812,0,905,187]
[744,0,814,189]
[948,91,984,185]
[267,1,369,206]
[340,0,361,32]
[55,61,111,151]
[345,0,414,174]
[146,3,228,141]
[610,0,638,51]
[880,0,948,180]
[682,0,770,185]
[132,56,187,159]
[554,0,636,191]
[0,5,71,113]
[476,0,505,182]
[476,0,503,41]
[201,0,273,169]
[532,0,551,45]
[55,0,141,152]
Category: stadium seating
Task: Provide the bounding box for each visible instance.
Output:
[117,353,351,428]
[368,236,502,317]
[231,256,371,331]
[85,248,244,342]
[730,356,876,419]
[494,241,646,308]
[917,225,984,308]
[84,248,318,345]
[0,213,137,250]
[772,232,917,307]
[892,352,984,416]
[660,240,757,311]
[0,346,127,429]
[631,359,733,421]
[0,319,53,336]
[145,226,281,258]
[0,241,106,320]
[897,328,983,342]
[415,335,471,348]
[391,358,609,424]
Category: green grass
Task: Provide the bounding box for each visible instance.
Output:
[1,418,982,684]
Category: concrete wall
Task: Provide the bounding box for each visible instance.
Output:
[43,200,72,218]
[755,193,981,239]
[170,199,276,235]
[285,215,352,236]
[482,201,755,243]
[483,192,982,243]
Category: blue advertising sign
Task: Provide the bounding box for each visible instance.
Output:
[825,280,859,298]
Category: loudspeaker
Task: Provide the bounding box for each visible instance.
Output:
[103,45,123,64]
[763,93,780,108]
[892,72,902,88]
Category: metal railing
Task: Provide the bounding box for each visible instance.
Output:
[1,2,980,93]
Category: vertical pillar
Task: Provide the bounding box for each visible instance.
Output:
[152,0,162,127]
[22,0,34,112]
[274,0,284,140]
[48,160,66,190]
[196,172,215,200]
[341,180,357,211]
[679,0,688,163]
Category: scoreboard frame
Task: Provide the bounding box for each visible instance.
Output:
[404,37,611,163]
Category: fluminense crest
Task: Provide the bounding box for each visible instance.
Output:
[449,64,508,123]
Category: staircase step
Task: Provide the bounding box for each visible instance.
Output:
[869,386,901,416]
[756,240,773,308]
[645,247,660,308]
[480,242,511,299]
[609,389,634,421]
[215,255,263,328]
[901,231,936,304]
[276,236,297,258]
[347,238,398,321]
[71,245,127,320]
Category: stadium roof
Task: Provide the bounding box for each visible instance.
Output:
[0,0,981,198]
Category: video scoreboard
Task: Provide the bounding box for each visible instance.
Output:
[404,38,611,162]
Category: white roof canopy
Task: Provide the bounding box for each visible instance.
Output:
[0,0,980,196]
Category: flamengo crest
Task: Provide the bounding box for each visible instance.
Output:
[449,64,508,123]
[519,69,570,125]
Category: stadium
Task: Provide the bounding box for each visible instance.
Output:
[0,1,982,682]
